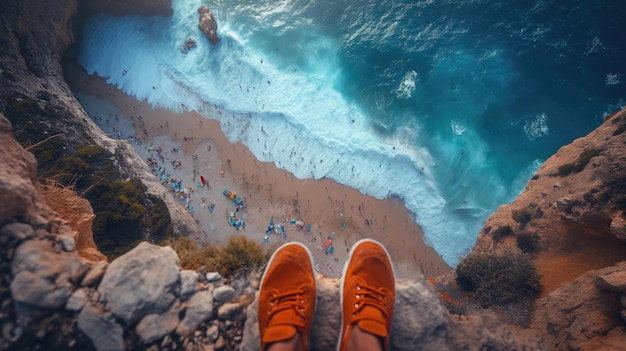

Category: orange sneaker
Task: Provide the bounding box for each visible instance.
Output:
[337,239,395,351]
[258,242,317,350]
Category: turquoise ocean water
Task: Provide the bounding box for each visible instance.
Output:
[75,0,626,265]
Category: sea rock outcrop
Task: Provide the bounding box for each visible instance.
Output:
[198,6,221,45]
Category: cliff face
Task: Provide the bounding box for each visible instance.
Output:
[0,109,541,351]
[0,0,625,349]
[0,0,205,252]
[475,108,626,349]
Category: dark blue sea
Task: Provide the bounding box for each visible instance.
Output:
[76,0,626,265]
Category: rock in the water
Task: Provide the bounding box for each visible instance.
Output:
[181,38,196,53]
[198,6,220,44]
[98,242,180,324]
[176,291,213,336]
[77,303,125,351]
[213,285,235,303]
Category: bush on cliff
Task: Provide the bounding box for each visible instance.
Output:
[5,98,173,259]
[167,236,269,277]
[557,148,602,176]
[455,252,542,308]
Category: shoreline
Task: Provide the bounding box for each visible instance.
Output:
[63,59,451,279]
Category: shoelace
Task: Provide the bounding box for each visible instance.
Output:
[266,288,308,329]
[351,283,390,322]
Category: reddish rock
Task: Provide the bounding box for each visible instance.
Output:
[198,6,220,45]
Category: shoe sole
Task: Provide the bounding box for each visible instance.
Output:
[336,239,396,351]
[259,242,318,338]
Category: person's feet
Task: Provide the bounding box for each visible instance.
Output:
[258,242,317,351]
[338,239,396,351]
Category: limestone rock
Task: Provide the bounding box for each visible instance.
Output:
[136,300,181,344]
[555,196,575,212]
[1,222,35,241]
[58,234,75,252]
[610,214,626,240]
[98,242,180,324]
[206,272,221,282]
[595,262,626,293]
[77,303,125,351]
[206,325,219,343]
[0,113,46,223]
[11,270,72,310]
[66,288,88,311]
[217,302,241,320]
[198,6,220,44]
[82,261,108,287]
[180,270,200,300]
[176,291,213,336]
[532,264,625,350]
[213,285,235,303]
[241,277,538,350]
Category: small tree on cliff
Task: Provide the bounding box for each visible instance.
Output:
[455,252,542,308]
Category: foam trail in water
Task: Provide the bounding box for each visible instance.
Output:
[77,0,495,265]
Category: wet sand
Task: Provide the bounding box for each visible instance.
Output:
[63,60,451,279]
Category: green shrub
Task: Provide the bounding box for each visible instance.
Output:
[166,236,269,277]
[456,253,542,308]
[491,225,514,242]
[516,232,540,254]
[511,208,532,227]
[557,148,601,176]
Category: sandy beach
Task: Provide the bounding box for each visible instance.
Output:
[63,60,451,279]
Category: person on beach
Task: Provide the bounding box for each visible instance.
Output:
[258,239,395,351]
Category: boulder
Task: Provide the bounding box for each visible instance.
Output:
[198,6,220,44]
[77,303,125,351]
[180,270,200,300]
[218,302,241,320]
[136,300,181,344]
[98,242,180,324]
[82,261,108,287]
[66,288,88,311]
[213,285,235,303]
[176,291,213,336]
[610,214,626,240]
[595,262,626,293]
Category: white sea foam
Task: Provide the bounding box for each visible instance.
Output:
[77,0,492,266]
[605,73,620,86]
[395,70,418,99]
[523,113,549,140]
[450,120,465,135]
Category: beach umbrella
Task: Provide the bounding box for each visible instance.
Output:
[220,169,225,176]
[324,239,332,247]
[200,176,206,186]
